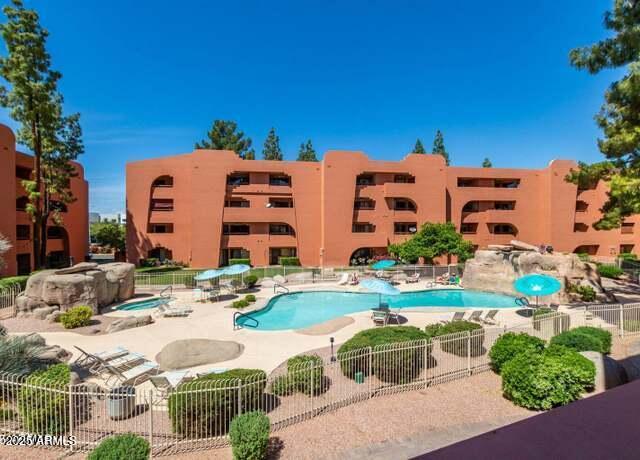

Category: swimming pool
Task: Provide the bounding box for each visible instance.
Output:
[117,297,171,311]
[236,289,519,331]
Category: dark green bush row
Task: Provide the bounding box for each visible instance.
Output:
[278,257,300,266]
[88,434,150,460]
[229,411,270,460]
[59,305,93,329]
[597,264,624,279]
[168,368,266,437]
[229,258,251,266]
[425,320,484,357]
[550,327,612,354]
[489,333,546,374]
[0,275,29,290]
[286,354,324,396]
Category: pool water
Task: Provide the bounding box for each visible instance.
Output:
[236,289,518,331]
[117,297,171,311]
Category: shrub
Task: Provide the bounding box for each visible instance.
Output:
[244,275,258,288]
[232,300,250,309]
[567,283,596,302]
[0,275,29,290]
[577,252,591,262]
[619,252,637,261]
[229,258,251,266]
[501,347,595,410]
[245,294,256,303]
[286,354,324,396]
[278,257,300,266]
[139,257,158,268]
[88,434,150,460]
[338,326,427,384]
[229,411,270,460]
[168,368,266,437]
[597,264,624,279]
[269,374,294,397]
[18,364,71,435]
[59,305,93,329]
[425,320,484,357]
[489,333,545,374]
[550,327,612,354]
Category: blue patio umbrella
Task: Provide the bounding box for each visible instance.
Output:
[360,278,401,307]
[194,269,225,281]
[222,264,251,275]
[513,274,562,307]
[371,259,397,270]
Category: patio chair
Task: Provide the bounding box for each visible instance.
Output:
[149,370,191,397]
[192,288,204,303]
[371,309,389,326]
[482,309,499,325]
[405,273,420,284]
[156,304,193,318]
[441,311,465,323]
[337,273,349,285]
[90,352,145,375]
[468,310,483,323]
[104,360,159,387]
[73,345,129,367]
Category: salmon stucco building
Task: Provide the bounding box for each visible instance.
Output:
[126,149,639,268]
[0,124,89,277]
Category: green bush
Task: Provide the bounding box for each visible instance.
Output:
[229,258,251,266]
[245,295,256,303]
[426,320,484,357]
[139,258,158,268]
[244,274,258,288]
[0,275,29,290]
[168,368,266,437]
[88,434,150,460]
[567,283,596,302]
[338,326,427,384]
[59,305,93,329]
[269,374,294,397]
[286,354,324,396]
[577,252,591,262]
[619,252,638,261]
[501,346,595,410]
[597,264,624,279]
[229,411,270,460]
[550,327,612,354]
[489,333,545,374]
[232,300,250,309]
[278,257,300,266]
[17,364,71,435]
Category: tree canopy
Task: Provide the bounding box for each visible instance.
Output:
[296,139,318,161]
[91,222,125,252]
[262,127,283,160]
[413,138,426,154]
[567,0,640,229]
[482,157,492,167]
[194,120,254,159]
[388,222,474,264]
[432,130,450,165]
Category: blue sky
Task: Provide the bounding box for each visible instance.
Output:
[0,0,622,215]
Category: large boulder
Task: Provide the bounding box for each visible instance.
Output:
[106,315,153,334]
[155,339,244,370]
[579,351,628,392]
[15,262,136,317]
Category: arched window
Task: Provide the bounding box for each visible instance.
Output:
[152,175,174,187]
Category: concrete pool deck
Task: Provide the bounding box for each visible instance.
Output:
[21,281,549,375]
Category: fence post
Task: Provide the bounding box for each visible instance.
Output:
[237,379,243,417]
[148,390,154,458]
[466,331,471,376]
[423,339,429,388]
[368,347,373,399]
[68,384,74,453]
[311,364,315,415]
[620,304,625,338]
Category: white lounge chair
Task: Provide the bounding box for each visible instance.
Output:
[441,311,465,323]
[371,309,389,326]
[468,310,483,323]
[73,345,128,367]
[150,370,191,397]
[192,288,204,303]
[482,310,499,325]
[104,361,159,387]
[405,273,420,284]
[156,304,193,318]
[337,273,349,285]
[90,352,145,375]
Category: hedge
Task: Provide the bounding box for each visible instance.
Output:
[286,354,324,396]
[88,434,150,460]
[279,257,300,266]
[229,258,251,266]
[550,327,612,354]
[425,320,484,357]
[232,300,250,309]
[489,333,545,374]
[244,275,258,288]
[245,294,256,303]
[501,346,595,410]
[168,369,266,437]
[17,364,71,435]
[229,411,270,460]
[597,264,624,279]
[567,283,596,302]
[338,326,427,384]
[59,305,93,329]
[0,275,29,290]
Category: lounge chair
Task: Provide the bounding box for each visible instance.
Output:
[73,346,129,367]
[156,304,193,318]
[482,309,499,325]
[337,273,349,285]
[89,352,145,375]
[104,361,159,387]
[348,273,360,285]
[405,273,420,284]
[468,310,483,323]
[150,370,191,397]
[441,311,465,323]
[192,288,204,302]
[371,309,389,326]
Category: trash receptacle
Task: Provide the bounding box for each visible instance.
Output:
[354,371,364,384]
[107,386,136,420]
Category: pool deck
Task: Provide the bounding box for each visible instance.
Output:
[28,280,549,376]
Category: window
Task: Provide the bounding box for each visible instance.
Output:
[494,201,515,210]
[356,174,374,186]
[394,174,415,183]
[16,196,28,211]
[573,223,589,232]
[148,247,172,261]
[494,179,520,188]
[47,226,65,239]
[393,199,416,211]
[457,178,520,188]
[491,224,517,235]
[227,174,249,186]
[152,175,173,187]
[354,199,375,210]
[575,201,588,212]
[148,223,174,233]
[269,174,291,186]
[574,245,599,256]
[620,245,634,254]
[394,222,417,234]
[223,224,250,235]
[16,253,30,276]
[151,199,174,211]
[16,166,31,180]
[269,198,293,208]
[622,223,635,234]
[269,224,294,235]
[269,247,297,265]
[352,222,375,233]
[50,200,68,213]
[16,225,30,240]
[458,178,474,187]
[462,201,479,212]
[225,199,250,208]
[460,223,478,234]
[219,248,250,266]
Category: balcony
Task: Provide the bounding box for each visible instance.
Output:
[383,182,415,198]
[226,183,292,195]
[462,209,516,224]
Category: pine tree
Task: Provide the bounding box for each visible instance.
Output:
[195,120,253,159]
[482,158,492,168]
[432,130,450,165]
[262,128,283,160]
[297,139,318,161]
[568,0,640,229]
[244,148,255,160]
[413,139,426,154]
[0,0,84,269]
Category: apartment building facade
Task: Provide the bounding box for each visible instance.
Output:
[0,124,89,276]
[126,149,639,268]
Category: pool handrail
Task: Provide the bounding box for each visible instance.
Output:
[274,283,289,294]
[234,311,259,330]
[160,285,173,299]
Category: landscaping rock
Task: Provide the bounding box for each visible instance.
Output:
[23,333,46,346]
[106,315,153,333]
[579,351,628,392]
[37,345,72,363]
[33,306,58,320]
[54,263,99,274]
[46,310,62,323]
[156,339,244,370]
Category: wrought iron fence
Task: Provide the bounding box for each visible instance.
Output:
[0,283,22,319]
[1,304,639,456]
